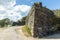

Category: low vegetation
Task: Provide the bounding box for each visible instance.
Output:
[22,25,32,37]
[12,16,27,26]
[0,18,12,28]
[53,10,60,18]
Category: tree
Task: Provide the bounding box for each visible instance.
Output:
[21,16,27,25]
[0,18,11,27]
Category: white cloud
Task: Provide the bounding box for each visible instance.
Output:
[0,0,16,7]
[0,5,5,10]
[0,14,7,20]
[0,0,31,21]
[14,5,31,13]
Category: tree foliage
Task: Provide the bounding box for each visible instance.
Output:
[0,18,11,27]
[21,16,27,25]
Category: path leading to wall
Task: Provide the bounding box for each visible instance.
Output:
[0,26,24,40]
[0,26,60,40]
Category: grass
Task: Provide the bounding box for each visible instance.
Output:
[22,25,32,37]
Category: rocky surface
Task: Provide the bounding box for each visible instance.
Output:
[26,2,56,37]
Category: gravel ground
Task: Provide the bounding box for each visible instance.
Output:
[0,26,60,40]
[0,26,24,40]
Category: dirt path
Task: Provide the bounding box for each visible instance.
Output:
[0,26,24,40]
[0,26,60,40]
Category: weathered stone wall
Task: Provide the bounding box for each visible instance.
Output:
[26,6,35,35]
[33,5,55,37]
[26,2,56,38]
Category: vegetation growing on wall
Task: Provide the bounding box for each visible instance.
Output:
[53,10,60,18]
[22,25,32,37]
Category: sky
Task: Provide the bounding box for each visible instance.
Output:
[0,0,60,22]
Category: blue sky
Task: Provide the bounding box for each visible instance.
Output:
[16,0,60,10]
[0,0,60,22]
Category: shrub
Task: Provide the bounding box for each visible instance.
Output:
[22,25,32,37]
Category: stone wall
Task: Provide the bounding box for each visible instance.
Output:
[26,6,35,35]
[26,2,56,38]
[34,6,55,37]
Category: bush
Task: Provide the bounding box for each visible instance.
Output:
[0,18,11,28]
[21,16,27,25]
[22,25,32,37]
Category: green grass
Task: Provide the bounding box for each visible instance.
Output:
[22,25,32,37]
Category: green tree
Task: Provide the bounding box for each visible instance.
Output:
[21,16,27,25]
[0,18,11,27]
